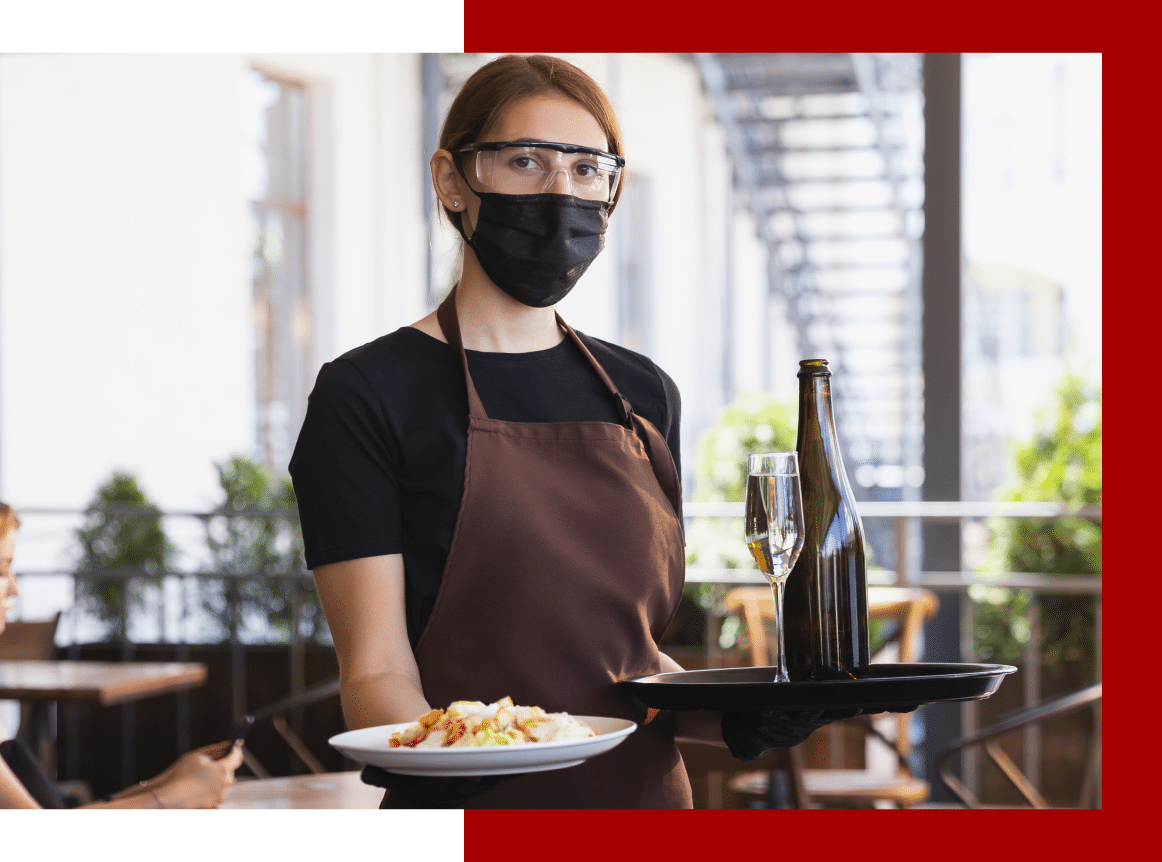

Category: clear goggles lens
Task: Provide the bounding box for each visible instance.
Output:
[460,141,623,203]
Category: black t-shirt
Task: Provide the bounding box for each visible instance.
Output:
[288,325,682,646]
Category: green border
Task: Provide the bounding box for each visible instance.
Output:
[0,0,462,50]
[5,813,467,859]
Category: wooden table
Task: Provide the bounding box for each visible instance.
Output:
[221,771,383,809]
[0,659,208,780]
[0,660,207,706]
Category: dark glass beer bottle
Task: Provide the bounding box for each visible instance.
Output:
[783,359,871,681]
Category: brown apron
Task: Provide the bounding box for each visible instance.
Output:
[392,289,691,808]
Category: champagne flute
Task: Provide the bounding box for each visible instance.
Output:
[744,452,806,683]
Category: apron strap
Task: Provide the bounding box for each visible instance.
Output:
[632,412,683,520]
[436,287,632,427]
[556,317,634,429]
[436,287,681,515]
[436,288,488,420]
[557,316,683,515]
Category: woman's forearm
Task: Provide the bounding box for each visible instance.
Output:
[341,669,432,730]
[314,555,431,730]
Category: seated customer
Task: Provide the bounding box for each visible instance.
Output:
[0,501,244,808]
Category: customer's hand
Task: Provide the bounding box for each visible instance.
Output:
[152,742,243,808]
[361,765,518,808]
[721,708,863,761]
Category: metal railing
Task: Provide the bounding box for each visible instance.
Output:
[7,506,320,786]
[7,501,1100,803]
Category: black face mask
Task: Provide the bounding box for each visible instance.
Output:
[456,191,610,308]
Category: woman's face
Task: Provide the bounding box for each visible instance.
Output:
[456,93,609,227]
[0,529,16,633]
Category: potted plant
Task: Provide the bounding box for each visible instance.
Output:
[74,471,172,641]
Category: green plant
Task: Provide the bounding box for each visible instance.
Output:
[693,391,798,505]
[74,471,172,641]
[202,455,325,644]
[677,391,797,650]
[976,372,1101,677]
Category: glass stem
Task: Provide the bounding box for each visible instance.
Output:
[771,578,789,683]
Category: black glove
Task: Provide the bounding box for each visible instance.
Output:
[863,703,920,715]
[721,708,863,762]
[360,765,518,808]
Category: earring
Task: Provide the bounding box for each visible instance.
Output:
[452,201,459,208]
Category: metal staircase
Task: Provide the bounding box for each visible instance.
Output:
[694,53,925,498]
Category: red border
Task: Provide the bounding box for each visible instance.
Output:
[461,1,1119,853]
[464,808,1112,856]
[463,1,1107,52]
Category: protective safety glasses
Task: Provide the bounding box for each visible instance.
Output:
[458,140,624,203]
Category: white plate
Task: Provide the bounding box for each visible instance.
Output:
[329,715,636,776]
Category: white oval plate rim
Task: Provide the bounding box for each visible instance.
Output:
[329,715,636,777]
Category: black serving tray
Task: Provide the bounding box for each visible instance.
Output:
[624,663,1017,713]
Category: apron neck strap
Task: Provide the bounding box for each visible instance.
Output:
[557,319,634,429]
[436,287,636,428]
[436,288,488,420]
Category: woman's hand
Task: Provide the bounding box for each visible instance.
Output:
[150,742,243,809]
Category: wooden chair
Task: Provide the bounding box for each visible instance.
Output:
[0,612,61,661]
[938,682,1102,809]
[724,586,938,808]
[0,613,62,765]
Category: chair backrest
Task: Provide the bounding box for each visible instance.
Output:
[863,587,940,663]
[724,586,938,667]
[724,586,939,763]
[0,612,62,660]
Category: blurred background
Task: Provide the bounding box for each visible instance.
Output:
[0,52,1100,806]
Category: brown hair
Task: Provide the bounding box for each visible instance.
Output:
[438,54,625,231]
[0,502,20,539]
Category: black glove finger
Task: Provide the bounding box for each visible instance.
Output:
[862,703,919,715]
[769,707,862,724]
[753,707,861,742]
[722,710,818,760]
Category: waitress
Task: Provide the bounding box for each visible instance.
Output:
[290,54,851,809]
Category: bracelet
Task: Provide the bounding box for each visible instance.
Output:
[149,789,165,809]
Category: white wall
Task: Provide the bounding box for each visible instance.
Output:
[0,54,254,514]
[962,52,1103,458]
[249,53,427,360]
[0,53,431,510]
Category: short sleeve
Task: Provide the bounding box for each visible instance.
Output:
[289,359,404,569]
[656,366,683,480]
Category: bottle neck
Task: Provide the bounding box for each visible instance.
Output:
[797,374,841,464]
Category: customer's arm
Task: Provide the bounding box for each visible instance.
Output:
[88,742,243,809]
[0,751,41,808]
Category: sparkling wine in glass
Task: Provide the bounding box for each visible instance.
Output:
[744,452,806,683]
